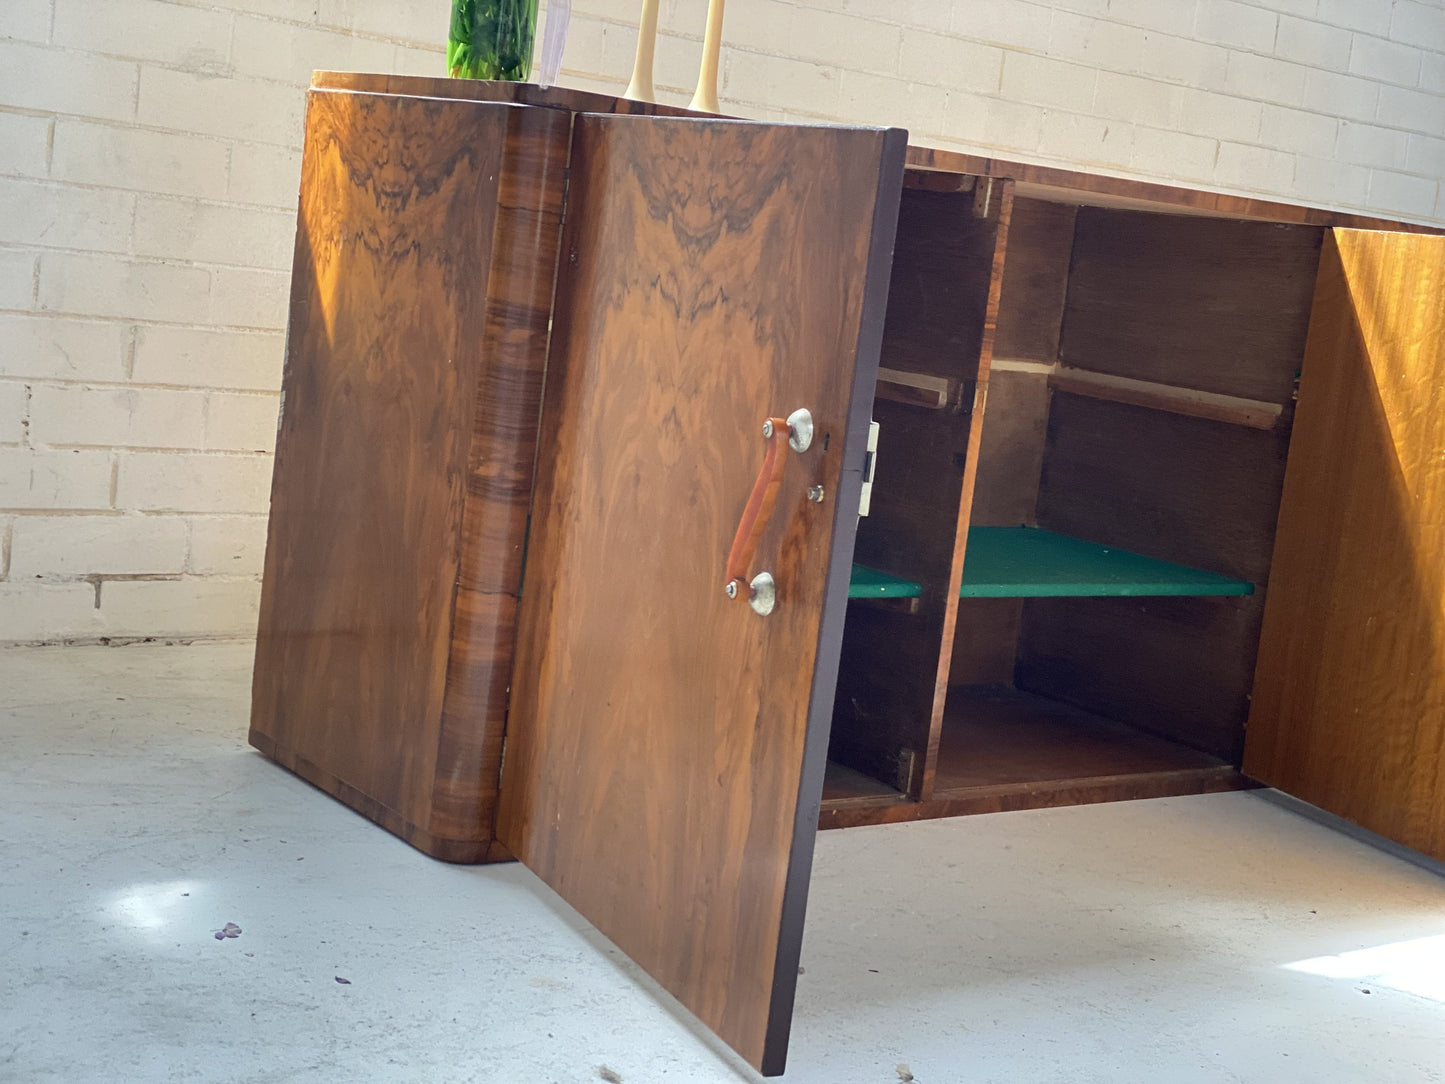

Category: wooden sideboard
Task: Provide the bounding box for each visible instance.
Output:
[250,73,1445,1075]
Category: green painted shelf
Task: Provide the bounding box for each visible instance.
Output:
[847,564,924,599]
[848,526,1254,601]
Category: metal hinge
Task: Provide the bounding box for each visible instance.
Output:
[859,420,880,516]
[972,177,998,220]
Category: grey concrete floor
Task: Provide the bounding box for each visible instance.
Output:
[2,642,1443,1084]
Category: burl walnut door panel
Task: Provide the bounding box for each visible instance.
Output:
[1245,229,1445,861]
[497,114,904,1074]
[250,90,569,860]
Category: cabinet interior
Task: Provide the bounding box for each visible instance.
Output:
[823,173,1326,824]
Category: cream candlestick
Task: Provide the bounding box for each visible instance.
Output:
[623,0,660,102]
[688,0,725,113]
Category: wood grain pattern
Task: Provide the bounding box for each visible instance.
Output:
[495,114,905,1075]
[1021,393,1290,760]
[312,74,1445,235]
[1059,209,1322,403]
[829,184,1009,798]
[432,105,570,852]
[1244,230,1445,861]
[249,90,569,861]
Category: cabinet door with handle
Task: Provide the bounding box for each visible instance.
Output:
[496,113,905,1075]
[1245,228,1445,861]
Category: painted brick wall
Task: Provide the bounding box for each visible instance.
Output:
[0,0,1442,642]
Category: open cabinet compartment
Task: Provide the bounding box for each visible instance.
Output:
[823,181,1327,823]
[823,171,1007,807]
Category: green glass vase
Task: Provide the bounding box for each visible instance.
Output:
[448,0,539,81]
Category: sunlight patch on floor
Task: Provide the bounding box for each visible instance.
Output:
[1284,933,1445,1001]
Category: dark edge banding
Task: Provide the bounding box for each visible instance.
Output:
[429,97,520,847]
[484,103,578,845]
[460,101,575,856]
[759,125,908,1078]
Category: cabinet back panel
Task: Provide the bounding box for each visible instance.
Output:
[1059,209,1321,403]
[969,368,1050,527]
[950,597,1026,686]
[875,188,1001,379]
[1036,393,1288,581]
[1017,595,1262,760]
[1020,393,1291,759]
[993,198,1077,364]
[832,185,1008,794]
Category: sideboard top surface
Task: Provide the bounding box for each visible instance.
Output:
[310,71,1441,235]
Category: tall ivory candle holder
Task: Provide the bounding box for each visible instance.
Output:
[622,0,725,113]
[688,0,725,113]
[623,0,659,101]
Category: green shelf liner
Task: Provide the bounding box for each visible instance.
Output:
[958,527,1254,597]
[847,564,923,599]
[849,526,1254,601]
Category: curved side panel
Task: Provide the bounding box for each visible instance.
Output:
[430,103,572,850]
[249,90,568,862]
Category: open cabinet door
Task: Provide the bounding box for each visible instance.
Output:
[496,114,905,1075]
[1245,229,1445,861]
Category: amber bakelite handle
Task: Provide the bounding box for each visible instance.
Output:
[725,417,791,600]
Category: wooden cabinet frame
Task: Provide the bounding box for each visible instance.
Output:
[251,73,1445,1075]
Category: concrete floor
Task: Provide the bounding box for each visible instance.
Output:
[2,643,1443,1084]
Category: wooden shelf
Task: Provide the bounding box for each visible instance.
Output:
[932,685,1231,796]
[958,526,1254,598]
[875,366,965,410]
[1049,366,1285,430]
[849,527,1253,602]
[821,760,903,807]
[818,686,1254,830]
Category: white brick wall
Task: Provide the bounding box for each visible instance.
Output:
[0,0,1442,643]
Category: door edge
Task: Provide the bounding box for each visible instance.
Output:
[759,125,909,1077]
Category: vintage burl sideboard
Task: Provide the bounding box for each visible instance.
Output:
[250,72,1445,1074]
